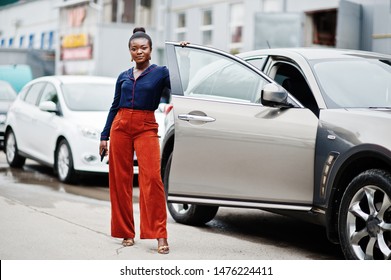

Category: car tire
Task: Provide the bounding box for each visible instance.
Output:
[55,139,77,183]
[163,152,219,225]
[338,169,391,260]
[5,129,26,168]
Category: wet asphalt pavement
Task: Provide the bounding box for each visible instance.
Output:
[0,152,344,260]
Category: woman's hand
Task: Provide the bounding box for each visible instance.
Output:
[179,41,190,47]
[178,41,190,57]
[99,140,108,156]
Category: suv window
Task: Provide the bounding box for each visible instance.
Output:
[175,47,267,103]
[245,56,268,70]
[23,82,46,105]
[273,63,318,116]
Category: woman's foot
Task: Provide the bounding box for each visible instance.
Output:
[122,238,135,247]
[157,238,169,254]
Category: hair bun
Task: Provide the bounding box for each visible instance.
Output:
[133,27,146,34]
[128,26,152,48]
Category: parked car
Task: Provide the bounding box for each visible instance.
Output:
[0,80,17,148]
[162,42,391,260]
[4,75,167,184]
[0,64,33,93]
[4,75,115,183]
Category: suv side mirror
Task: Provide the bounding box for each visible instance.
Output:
[261,83,291,108]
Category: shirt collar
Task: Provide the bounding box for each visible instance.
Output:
[129,64,157,79]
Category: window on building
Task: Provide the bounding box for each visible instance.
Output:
[122,0,136,23]
[311,9,337,46]
[178,13,186,28]
[1,39,5,47]
[9,37,14,47]
[201,9,213,45]
[40,33,45,49]
[203,9,212,26]
[48,31,54,50]
[108,0,136,23]
[19,36,24,48]
[28,34,34,48]
[111,0,118,22]
[229,3,244,53]
[140,0,151,7]
[176,13,187,41]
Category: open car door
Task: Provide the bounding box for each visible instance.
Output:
[165,42,318,210]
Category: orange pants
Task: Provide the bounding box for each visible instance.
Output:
[109,108,167,239]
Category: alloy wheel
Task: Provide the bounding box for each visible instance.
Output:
[344,183,391,259]
[5,130,25,168]
[5,131,16,163]
[171,203,192,215]
[338,169,391,260]
[57,142,70,181]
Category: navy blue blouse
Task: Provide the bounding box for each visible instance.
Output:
[100,64,170,141]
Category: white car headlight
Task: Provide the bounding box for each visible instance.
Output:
[79,126,100,139]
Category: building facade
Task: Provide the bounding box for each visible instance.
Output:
[0,0,391,78]
[0,0,166,77]
[166,0,391,54]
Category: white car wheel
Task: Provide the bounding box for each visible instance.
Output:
[56,139,76,183]
[5,130,25,168]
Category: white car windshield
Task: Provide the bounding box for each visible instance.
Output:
[61,83,114,111]
[0,82,17,101]
[313,58,391,109]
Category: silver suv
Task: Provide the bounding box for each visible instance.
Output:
[161,43,391,260]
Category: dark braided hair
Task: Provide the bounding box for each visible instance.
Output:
[128,27,152,49]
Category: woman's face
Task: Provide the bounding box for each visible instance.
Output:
[129,38,151,64]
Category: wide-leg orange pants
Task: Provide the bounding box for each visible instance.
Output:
[109,108,167,239]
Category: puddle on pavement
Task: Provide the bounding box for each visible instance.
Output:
[0,160,113,202]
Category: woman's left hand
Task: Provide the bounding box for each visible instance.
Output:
[179,41,190,47]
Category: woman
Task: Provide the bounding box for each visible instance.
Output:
[100,27,181,254]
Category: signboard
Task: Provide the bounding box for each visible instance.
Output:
[61,45,92,60]
[62,33,89,48]
[61,33,92,60]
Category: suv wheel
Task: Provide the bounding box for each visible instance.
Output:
[55,139,76,183]
[338,169,391,260]
[164,152,219,225]
[5,129,26,168]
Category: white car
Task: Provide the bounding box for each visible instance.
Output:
[4,75,167,183]
[0,80,17,148]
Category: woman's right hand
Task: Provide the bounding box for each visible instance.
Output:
[99,140,108,156]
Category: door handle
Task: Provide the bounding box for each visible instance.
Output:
[178,114,216,123]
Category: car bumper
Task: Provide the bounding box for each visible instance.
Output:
[71,139,139,175]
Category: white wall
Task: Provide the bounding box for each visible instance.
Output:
[0,0,58,49]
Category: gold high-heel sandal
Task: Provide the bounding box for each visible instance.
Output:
[157,238,169,254]
[122,238,135,247]
[157,245,169,254]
